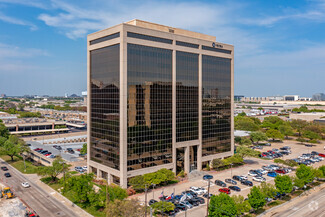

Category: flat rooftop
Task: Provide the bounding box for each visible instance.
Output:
[125,19,216,41]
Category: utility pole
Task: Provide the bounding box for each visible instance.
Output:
[206,179,211,217]
[145,184,148,217]
[106,178,109,217]
[152,184,156,199]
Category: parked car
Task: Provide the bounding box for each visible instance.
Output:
[253,176,266,182]
[193,197,205,204]
[239,175,248,180]
[275,169,286,174]
[190,186,206,195]
[262,166,273,171]
[232,175,243,181]
[255,169,267,175]
[1,166,8,171]
[267,172,277,177]
[264,143,271,146]
[215,180,227,187]
[180,201,193,209]
[186,198,199,206]
[311,151,319,156]
[241,180,253,186]
[225,179,237,185]
[248,170,258,176]
[318,153,325,158]
[228,186,241,192]
[265,197,273,202]
[219,188,230,194]
[148,199,157,205]
[203,175,213,180]
[4,173,11,177]
[203,193,213,198]
[175,203,187,211]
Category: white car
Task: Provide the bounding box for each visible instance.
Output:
[82,166,88,170]
[21,182,30,188]
[256,169,267,175]
[240,175,248,180]
[253,176,266,182]
[248,170,258,176]
[190,186,206,195]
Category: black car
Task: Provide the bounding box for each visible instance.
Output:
[40,150,48,154]
[175,203,187,211]
[203,193,213,199]
[193,197,205,204]
[4,173,11,177]
[182,190,197,198]
[186,198,199,206]
[1,166,8,171]
[148,199,157,205]
[203,175,213,180]
[225,179,237,185]
[311,151,319,155]
[229,186,241,192]
[233,175,243,182]
[215,180,227,187]
[241,180,253,186]
[163,210,176,216]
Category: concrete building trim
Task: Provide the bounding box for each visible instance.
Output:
[87,19,234,188]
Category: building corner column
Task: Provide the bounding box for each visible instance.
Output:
[172,42,177,174]
[120,26,128,188]
[197,53,202,171]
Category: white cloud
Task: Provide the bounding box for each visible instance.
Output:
[0,0,49,9]
[0,43,48,58]
[0,12,38,30]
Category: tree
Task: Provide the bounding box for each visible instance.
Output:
[129,175,146,192]
[151,201,175,215]
[232,195,251,215]
[63,173,94,203]
[80,143,87,155]
[279,124,294,139]
[0,135,27,161]
[261,116,284,130]
[239,137,252,146]
[0,122,9,138]
[258,182,277,198]
[106,199,146,217]
[235,116,259,131]
[236,146,260,158]
[248,186,266,210]
[107,184,128,202]
[234,136,242,144]
[296,164,315,184]
[302,130,321,142]
[266,129,284,141]
[250,131,268,144]
[290,119,308,137]
[37,157,70,182]
[222,154,244,166]
[318,166,325,177]
[275,175,293,194]
[208,193,237,217]
[293,177,305,189]
[211,158,224,169]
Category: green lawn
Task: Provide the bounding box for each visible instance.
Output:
[0,155,39,174]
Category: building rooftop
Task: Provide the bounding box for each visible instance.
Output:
[125,19,216,41]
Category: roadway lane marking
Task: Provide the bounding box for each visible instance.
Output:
[286,194,325,217]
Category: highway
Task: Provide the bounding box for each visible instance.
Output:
[0,159,79,217]
[273,187,325,217]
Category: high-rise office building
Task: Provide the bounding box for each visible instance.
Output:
[87,20,234,188]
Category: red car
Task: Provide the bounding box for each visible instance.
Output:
[34,148,42,151]
[275,169,286,174]
[219,188,230,194]
[45,153,51,156]
[267,150,275,154]
[319,153,325,157]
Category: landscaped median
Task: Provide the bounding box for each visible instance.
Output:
[0,155,39,174]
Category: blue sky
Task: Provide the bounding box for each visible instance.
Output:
[0,0,324,97]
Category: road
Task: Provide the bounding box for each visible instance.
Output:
[0,159,79,217]
[273,187,325,217]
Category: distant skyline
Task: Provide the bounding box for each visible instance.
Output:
[0,0,324,97]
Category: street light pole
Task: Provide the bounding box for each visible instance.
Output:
[230,163,233,178]
[145,184,148,217]
[206,179,211,217]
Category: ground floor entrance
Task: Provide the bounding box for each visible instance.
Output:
[176,145,198,174]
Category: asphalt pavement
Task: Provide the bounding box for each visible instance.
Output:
[0,159,79,217]
[273,187,325,217]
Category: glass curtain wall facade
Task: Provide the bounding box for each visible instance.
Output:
[176,51,199,142]
[90,44,120,170]
[127,43,173,171]
[202,55,231,156]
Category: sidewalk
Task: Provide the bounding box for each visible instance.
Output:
[25,174,93,217]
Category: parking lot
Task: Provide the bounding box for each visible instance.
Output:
[133,139,325,216]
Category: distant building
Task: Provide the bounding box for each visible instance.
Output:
[312,93,325,101]
[0,94,6,98]
[234,95,244,101]
[283,95,299,101]
[70,94,79,97]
